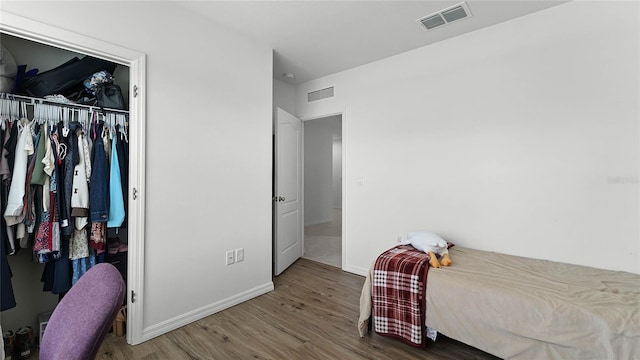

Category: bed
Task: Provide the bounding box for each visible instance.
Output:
[359,246,640,359]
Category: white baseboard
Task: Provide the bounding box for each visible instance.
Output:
[141,281,274,342]
[342,264,368,277]
[304,217,333,226]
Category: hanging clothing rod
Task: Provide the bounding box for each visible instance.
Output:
[0,92,129,142]
[0,93,129,114]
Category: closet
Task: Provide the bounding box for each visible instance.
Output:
[0,32,133,348]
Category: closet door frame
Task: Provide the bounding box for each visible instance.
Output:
[0,11,147,345]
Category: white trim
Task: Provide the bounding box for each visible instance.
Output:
[342,264,368,277]
[301,111,343,122]
[0,10,147,345]
[341,109,347,273]
[126,54,147,346]
[300,109,347,272]
[301,122,305,264]
[141,282,275,342]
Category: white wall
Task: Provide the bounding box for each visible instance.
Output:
[273,78,295,115]
[296,1,640,275]
[333,138,342,208]
[2,1,274,340]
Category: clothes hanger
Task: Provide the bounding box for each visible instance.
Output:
[116,113,128,143]
[20,102,27,122]
[62,106,70,137]
[108,113,117,139]
[9,99,19,122]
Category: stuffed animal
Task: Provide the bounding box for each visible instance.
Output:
[400,231,451,268]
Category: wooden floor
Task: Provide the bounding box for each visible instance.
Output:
[96,258,502,359]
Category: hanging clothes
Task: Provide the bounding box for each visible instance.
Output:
[33,186,53,263]
[0,235,16,311]
[30,123,48,186]
[71,250,96,285]
[22,128,41,242]
[3,120,18,181]
[0,96,129,303]
[0,123,16,312]
[90,222,106,253]
[0,122,13,182]
[107,134,124,228]
[2,122,17,256]
[0,174,16,311]
[116,125,129,230]
[51,126,70,231]
[61,122,81,237]
[70,124,91,230]
[89,122,109,223]
[4,118,32,226]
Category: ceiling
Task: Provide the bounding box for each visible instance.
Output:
[177,1,569,85]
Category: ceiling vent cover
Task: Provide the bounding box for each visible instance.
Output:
[417,2,472,31]
[307,86,334,102]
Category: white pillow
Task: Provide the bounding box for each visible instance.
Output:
[404,231,448,254]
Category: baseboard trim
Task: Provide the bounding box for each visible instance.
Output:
[141,281,274,342]
[342,264,368,277]
[304,217,333,227]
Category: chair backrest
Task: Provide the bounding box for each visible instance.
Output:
[39,263,125,360]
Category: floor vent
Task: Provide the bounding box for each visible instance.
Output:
[417,2,472,31]
[307,86,334,102]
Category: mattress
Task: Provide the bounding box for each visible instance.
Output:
[425,247,640,360]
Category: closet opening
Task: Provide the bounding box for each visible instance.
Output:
[302,114,342,268]
[0,10,146,346]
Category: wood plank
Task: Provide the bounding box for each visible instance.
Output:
[94,258,501,359]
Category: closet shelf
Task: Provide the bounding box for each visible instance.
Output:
[0,93,129,114]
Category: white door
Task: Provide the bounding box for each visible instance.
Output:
[274,108,303,275]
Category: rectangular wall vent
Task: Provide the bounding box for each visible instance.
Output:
[307,86,334,102]
[417,2,472,31]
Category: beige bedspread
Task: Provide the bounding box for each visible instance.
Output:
[359,246,640,359]
[425,247,640,359]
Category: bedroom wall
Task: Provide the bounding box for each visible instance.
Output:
[295,0,640,275]
[2,0,274,341]
[273,78,296,115]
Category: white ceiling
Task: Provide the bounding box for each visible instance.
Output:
[178,1,569,85]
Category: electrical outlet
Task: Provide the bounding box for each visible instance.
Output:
[226,250,235,265]
[236,248,244,262]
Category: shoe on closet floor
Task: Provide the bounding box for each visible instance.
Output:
[14,327,34,359]
[2,329,16,360]
[113,305,127,337]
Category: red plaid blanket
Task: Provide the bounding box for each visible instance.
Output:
[372,245,430,347]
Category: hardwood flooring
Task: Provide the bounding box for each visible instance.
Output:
[96,258,501,359]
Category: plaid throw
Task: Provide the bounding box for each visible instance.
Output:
[372,245,430,347]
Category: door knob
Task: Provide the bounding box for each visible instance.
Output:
[279,196,285,201]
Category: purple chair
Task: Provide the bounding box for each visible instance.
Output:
[39,263,126,360]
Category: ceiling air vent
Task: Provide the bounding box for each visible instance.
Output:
[307,86,334,102]
[417,2,472,31]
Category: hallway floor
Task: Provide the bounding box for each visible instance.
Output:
[303,208,341,268]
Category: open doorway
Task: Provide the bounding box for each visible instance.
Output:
[302,115,342,268]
